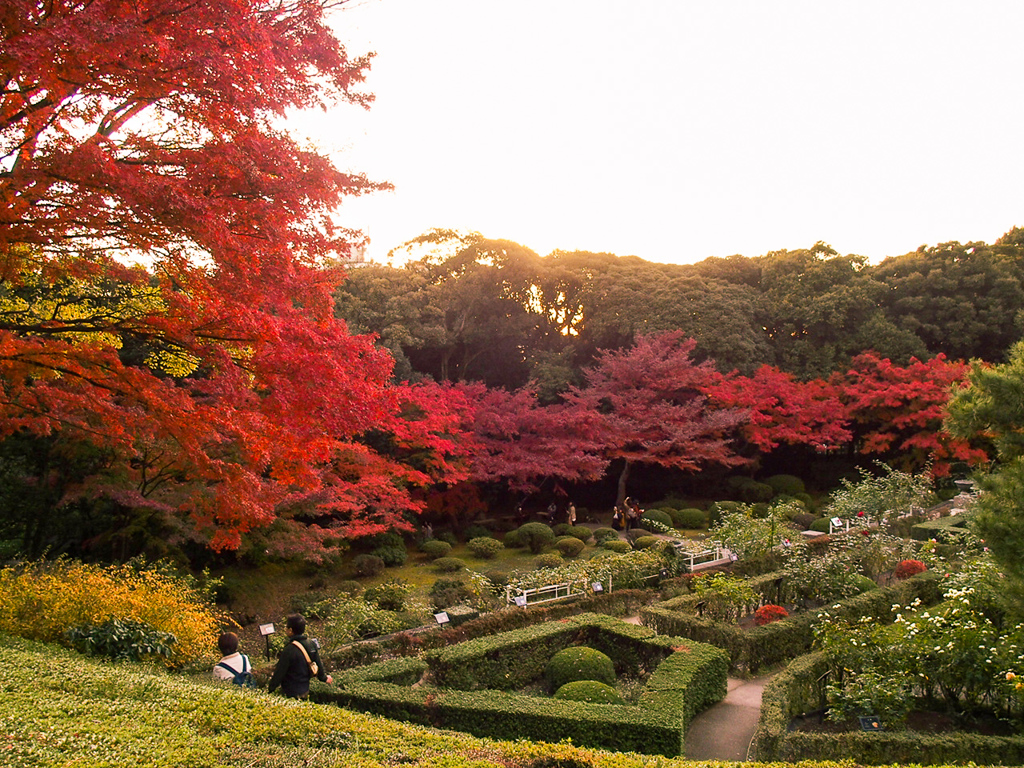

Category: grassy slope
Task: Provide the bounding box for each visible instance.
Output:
[0,634,991,768]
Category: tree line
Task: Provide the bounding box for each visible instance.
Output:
[335,229,1024,389]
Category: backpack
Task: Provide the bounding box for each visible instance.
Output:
[217,655,257,688]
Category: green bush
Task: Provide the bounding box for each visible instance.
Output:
[849,573,878,593]
[371,544,407,567]
[420,539,453,560]
[791,512,816,530]
[517,522,555,554]
[534,553,563,569]
[65,618,176,663]
[338,580,363,596]
[554,680,624,704]
[708,500,742,526]
[565,526,593,543]
[352,554,385,577]
[433,557,467,573]
[429,578,473,610]
[503,529,525,549]
[764,474,805,497]
[602,539,630,553]
[809,517,832,533]
[592,527,619,545]
[672,508,706,529]
[363,579,412,611]
[467,537,504,559]
[632,535,660,550]
[547,646,616,689]
[435,530,459,545]
[641,509,673,528]
[552,523,573,537]
[555,537,585,558]
[463,524,494,541]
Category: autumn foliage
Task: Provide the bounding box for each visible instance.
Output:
[0,0,468,556]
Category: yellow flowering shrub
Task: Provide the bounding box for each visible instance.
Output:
[0,559,226,668]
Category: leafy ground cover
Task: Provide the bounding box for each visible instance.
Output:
[2,632,991,768]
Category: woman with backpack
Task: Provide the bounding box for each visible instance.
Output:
[212,632,254,687]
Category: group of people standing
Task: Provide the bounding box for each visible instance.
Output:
[611,497,643,531]
[213,613,331,699]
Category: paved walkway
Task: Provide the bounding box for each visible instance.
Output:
[684,675,771,762]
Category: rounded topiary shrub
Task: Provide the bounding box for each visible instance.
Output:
[602,539,630,553]
[552,523,573,537]
[791,512,817,530]
[592,527,619,545]
[463,524,493,541]
[419,539,452,560]
[534,553,563,569]
[850,573,878,593]
[671,507,706,529]
[765,474,806,497]
[432,557,467,573]
[809,517,832,533]
[352,554,384,577]
[554,680,624,705]
[467,536,504,559]
[503,529,525,549]
[554,536,585,558]
[546,646,616,690]
[372,544,408,567]
[516,522,555,554]
[641,509,673,529]
[632,535,660,550]
[565,525,593,543]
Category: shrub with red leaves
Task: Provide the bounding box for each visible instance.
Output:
[754,604,789,626]
[894,559,927,580]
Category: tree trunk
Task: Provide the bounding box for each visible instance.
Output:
[615,458,631,507]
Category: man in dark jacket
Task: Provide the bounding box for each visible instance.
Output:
[267,613,331,698]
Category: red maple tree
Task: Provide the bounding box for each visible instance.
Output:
[0,0,463,555]
[563,332,747,505]
[703,364,852,454]
[833,352,988,476]
[456,382,606,493]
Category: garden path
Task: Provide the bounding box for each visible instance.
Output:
[621,615,769,761]
[683,674,771,761]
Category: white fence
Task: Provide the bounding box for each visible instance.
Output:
[505,580,589,607]
[671,542,733,572]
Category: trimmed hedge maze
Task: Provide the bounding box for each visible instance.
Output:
[317,613,728,757]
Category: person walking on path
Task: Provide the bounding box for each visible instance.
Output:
[268,614,332,699]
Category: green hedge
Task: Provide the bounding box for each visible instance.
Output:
[642,571,941,673]
[424,613,678,690]
[752,652,1024,765]
[910,515,970,541]
[319,681,682,755]
[333,656,427,686]
[320,613,728,757]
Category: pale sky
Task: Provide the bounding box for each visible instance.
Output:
[290,0,1024,266]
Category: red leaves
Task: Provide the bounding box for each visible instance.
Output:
[835,352,988,475]
[564,332,747,475]
[704,365,851,453]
